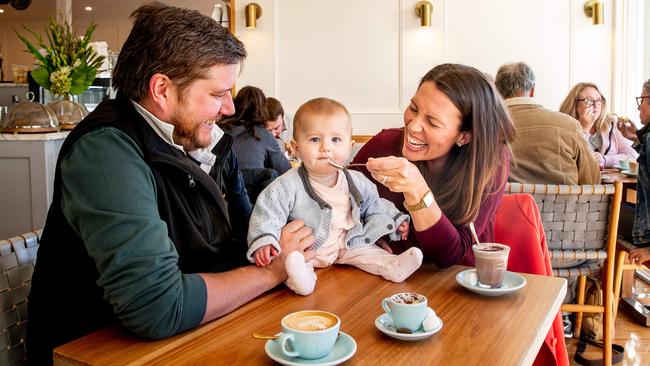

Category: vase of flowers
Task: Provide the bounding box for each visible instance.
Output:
[16,18,105,129]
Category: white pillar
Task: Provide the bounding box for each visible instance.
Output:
[56,0,72,24]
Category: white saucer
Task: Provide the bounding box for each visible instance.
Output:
[456,269,526,297]
[374,312,443,341]
[620,169,638,177]
[265,331,356,366]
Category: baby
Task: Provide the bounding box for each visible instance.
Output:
[246,97,423,295]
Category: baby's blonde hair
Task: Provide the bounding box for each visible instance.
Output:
[293,97,352,139]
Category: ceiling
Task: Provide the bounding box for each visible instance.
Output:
[0,0,220,22]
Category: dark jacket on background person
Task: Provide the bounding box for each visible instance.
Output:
[224,124,291,174]
[633,124,650,245]
[224,124,291,203]
[27,97,250,365]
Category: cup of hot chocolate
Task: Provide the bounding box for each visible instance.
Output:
[278,310,340,360]
[381,292,428,332]
[472,243,510,288]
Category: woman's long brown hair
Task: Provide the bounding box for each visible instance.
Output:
[415,64,515,224]
[218,85,270,140]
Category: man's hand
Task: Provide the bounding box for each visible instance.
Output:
[265,220,315,281]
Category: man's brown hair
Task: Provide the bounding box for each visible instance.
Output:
[113,2,246,102]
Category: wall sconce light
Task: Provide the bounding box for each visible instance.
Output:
[584,0,604,25]
[415,1,433,27]
[245,2,262,29]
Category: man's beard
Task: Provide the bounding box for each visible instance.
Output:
[173,121,206,151]
[171,111,214,152]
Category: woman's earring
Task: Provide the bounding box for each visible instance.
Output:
[457,141,462,147]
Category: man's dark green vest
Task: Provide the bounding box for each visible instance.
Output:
[27,97,247,364]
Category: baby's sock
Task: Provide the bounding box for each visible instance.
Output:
[285,251,317,296]
[382,247,423,283]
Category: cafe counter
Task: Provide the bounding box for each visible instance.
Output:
[0,132,68,238]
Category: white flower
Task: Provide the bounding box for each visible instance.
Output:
[49,66,72,96]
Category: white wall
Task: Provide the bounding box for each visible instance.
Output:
[235,0,615,135]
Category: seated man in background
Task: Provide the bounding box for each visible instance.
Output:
[26,3,314,365]
[624,79,650,265]
[495,62,600,185]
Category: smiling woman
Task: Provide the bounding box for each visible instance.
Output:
[353,63,514,267]
[352,63,571,366]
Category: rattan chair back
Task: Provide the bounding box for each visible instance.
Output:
[505,182,622,365]
[506,183,617,277]
[0,230,40,366]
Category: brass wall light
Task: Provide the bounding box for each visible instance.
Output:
[584,0,604,25]
[245,3,262,29]
[415,1,433,27]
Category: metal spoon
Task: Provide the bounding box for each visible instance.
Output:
[253,333,280,340]
[328,160,367,170]
[469,222,480,246]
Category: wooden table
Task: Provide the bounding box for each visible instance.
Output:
[601,168,637,203]
[54,264,566,366]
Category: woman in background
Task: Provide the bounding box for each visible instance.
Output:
[559,82,638,168]
[219,86,290,202]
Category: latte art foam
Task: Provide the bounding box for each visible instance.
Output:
[284,312,337,331]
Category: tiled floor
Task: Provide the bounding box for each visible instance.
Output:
[566,277,650,366]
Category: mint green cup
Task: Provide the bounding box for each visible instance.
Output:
[277,310,340,360]
[381,292,428,332]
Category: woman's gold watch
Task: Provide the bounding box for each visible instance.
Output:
[403,190,434,212]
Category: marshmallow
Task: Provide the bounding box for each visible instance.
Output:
[422,316,439,332]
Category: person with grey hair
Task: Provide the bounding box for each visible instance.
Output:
[621,79,650,265]
[495,62,600,184]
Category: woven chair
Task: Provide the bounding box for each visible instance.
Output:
[0,230,41,366]
[505,182,622,366]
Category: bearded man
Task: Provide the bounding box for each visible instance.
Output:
[27,3,315,364]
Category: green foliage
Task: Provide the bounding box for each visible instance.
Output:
[15,18,105,96]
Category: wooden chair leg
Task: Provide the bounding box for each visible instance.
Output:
[604,256,616,366]
[613,250,626,321]
[574,275,587,339]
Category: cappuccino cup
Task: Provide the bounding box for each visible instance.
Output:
[629,161,639,174]
[381,292,427,332]
[472,243,510,288]
[278,310,340,360]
